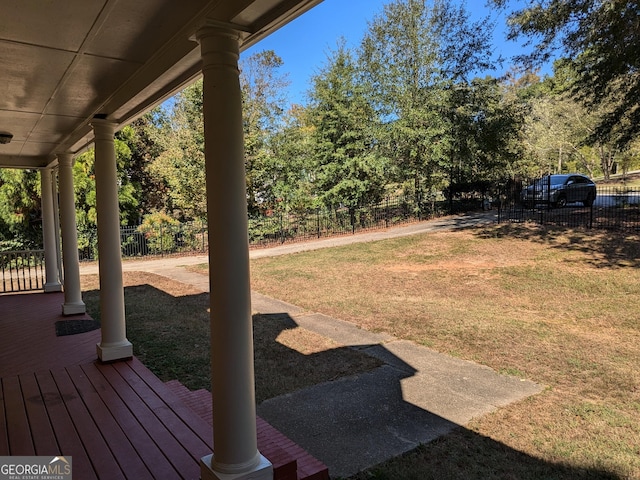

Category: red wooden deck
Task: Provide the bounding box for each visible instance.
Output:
[0,291,329,480]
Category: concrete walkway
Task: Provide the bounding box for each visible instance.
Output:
[79,212,542,478]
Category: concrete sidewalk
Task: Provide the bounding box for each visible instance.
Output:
[252,293,541,478]
[79,212,542,478]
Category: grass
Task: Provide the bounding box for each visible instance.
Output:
[80,272,381,404]
[82,222,640,479]
[598,171,640,188]
[246,223,640,479]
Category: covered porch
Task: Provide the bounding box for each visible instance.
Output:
[0,291,328,480]
[1,1,328,479]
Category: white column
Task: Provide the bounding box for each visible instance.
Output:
[57,154,85,314]
[92,119,133,362]
[40,167,62,292]
[196,26,272,480]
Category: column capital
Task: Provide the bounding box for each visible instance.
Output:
[91,119,118,140]
[57,153,74,167]
[195,23,243,43]
[196,24,241,73]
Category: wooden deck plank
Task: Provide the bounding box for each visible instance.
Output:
[19,373,59,455]
[0,292,99,378]
[49,367,127,480]
[0,379,9,455]
[80,363,182,480]
[116,358,214,449]
[35,370,98,480]
[128,361,214,441]
[96,362,200,479]
[1,292,328,480]
[2,376,34,455]
[67,364,155,480]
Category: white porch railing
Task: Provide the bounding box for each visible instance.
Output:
[1,250,46,293]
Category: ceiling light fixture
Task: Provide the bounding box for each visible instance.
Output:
[0,133,13,144]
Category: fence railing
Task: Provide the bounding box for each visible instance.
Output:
[79,221,208,261]
[77,194,467,260]
[497,184,640,231]
[1,250,46,293]
[246,193,476,248]
[4,184,638,293]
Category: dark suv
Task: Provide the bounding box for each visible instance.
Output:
[520,174,597,208]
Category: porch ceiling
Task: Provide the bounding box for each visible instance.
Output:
[0,0,322,169]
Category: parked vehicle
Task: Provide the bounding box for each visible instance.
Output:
[520,174,597,208]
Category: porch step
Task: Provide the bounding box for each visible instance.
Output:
[164,380,329,480]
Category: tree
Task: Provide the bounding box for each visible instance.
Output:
[359,0,496,205]
[268,105,317,217]
[447,77,524,199]
[150,81,207,220]
[492,0,640,146]
[73,131,140,253]
[149,51,291,219]
[126,110,169,215]
[521,60,624,179]
[307,41,388,216]
[523,94,598,175]
[241,50,291,215]
[0,169,41,249]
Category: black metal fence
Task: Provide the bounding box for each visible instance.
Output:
[497,184,640,231]
[78,193,476,260]
[1,250,46,293]
[71,184,640,263]
[79,221,208,261]
[247,193,463,247]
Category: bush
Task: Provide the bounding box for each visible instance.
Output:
[137,212,181,254]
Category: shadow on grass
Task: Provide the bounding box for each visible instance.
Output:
[475,222,640,269]
[82,281,625,480]
[348,427,622,480]
[82,283,381,403]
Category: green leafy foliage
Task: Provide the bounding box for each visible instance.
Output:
[149,82,207,221]
[137,212,181,253]
[72,129,142,255]
[494,0,640,147]
[0,169,41,249]
[308,41,388,212]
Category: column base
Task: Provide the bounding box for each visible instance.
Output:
[97,341,133,362]
[200,454,272,480]
[62,301,86,315]
[44,282,62,293]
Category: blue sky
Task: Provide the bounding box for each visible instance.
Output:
[242,0,543,105]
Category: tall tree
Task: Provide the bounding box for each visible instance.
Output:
[492,0,640,146]
[268,105,317,216]
[150,81,207,220]
[241,50,290,215]
[126,110,169,215]
[308,41,388,215]
[359,0,496,203]
[522,60,624,179]
[150,51,291,219]
[0,169,40,249]
[72,132,140,253]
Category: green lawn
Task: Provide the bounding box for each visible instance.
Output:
[83,223,640,479]
[248,223,640,479]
